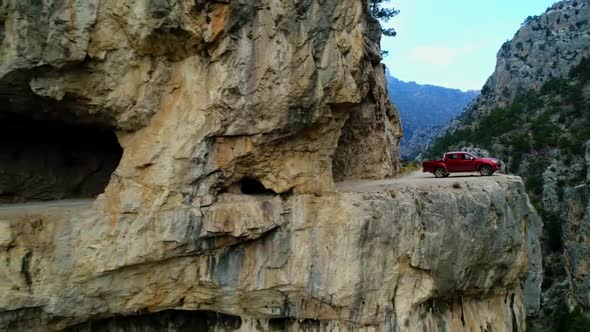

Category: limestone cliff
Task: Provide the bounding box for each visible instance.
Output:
[0,0,542,331]
[563,177,590,309]
[1,0,402,197]
[1,175,541,331]
[458,0,590,119]
[425,0,590,328]
[438,0,590,143]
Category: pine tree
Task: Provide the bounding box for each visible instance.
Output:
[369,0,400,37]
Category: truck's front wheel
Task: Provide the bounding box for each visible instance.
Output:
[434,168,447,178]
[480,165,493,176]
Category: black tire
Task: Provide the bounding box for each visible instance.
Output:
[434,168,447,178]
[480,165,493,176]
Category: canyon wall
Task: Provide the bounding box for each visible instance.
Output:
[1,0,403,198]
[459,0,590,119]
[0,0,542,331]
[426,1,590,329]
[2,176,541,331]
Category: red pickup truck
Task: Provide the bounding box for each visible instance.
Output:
[422,151,502,177]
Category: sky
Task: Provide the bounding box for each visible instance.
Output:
[381,0,558,91]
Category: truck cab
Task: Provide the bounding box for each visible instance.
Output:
[422,151,502,177]
[443,152,478,172]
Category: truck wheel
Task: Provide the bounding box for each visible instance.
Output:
[480,165,493,176]
[434,168,446,178]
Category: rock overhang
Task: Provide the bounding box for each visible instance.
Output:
[0,0,544,331]
[0,173,541,330]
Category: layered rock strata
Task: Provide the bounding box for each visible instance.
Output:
[1,175,541,331]
[0,0,542,331]
[462,0,590,117]
[1,0,402,199]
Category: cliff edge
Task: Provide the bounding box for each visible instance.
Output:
[0,0,541,331]
[1,174,541,331]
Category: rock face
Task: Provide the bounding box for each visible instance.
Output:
[429,0,590,155]
[424,0,590,328]
[561,142,590,309]
[0,0,542,331]
[564,185,590,308]
[1,175,541,331]
[1,0,402,198]
[463,0,590,117]
[404,125,445,161]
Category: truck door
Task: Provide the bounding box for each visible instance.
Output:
[460,153,476,171]
[461,153,477,172]
[445,153,461,171]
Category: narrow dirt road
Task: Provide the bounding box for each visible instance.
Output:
[0,198,94,214]
[0,172,513,215]
[336,171,514,193]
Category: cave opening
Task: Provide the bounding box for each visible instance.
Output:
[65,310,242,331]
[0,19,5,45]
[332,115,361,182]
[0,111,123,203]
[239,177,276,195]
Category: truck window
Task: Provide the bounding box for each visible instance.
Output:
[448,154,458,160]
[460,154,469,160]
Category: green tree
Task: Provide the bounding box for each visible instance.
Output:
[369,0,400,37]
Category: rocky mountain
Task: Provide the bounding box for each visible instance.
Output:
[426,1,590,329]
[400,124,446,160]
[0,0,541,331]
[453,0,590,122]
[386,75,478,160]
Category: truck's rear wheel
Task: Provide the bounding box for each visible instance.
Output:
[480,165,493,176]
[434,168,447,178]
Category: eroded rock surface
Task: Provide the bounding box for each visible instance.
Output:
[423,1,589,327]
[464,0,590,116]
[1,175,541,331]
[563,185,590,308]
[1,0,402,198]
[0,0,542,331]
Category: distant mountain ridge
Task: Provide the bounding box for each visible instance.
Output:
[386,73,478,159]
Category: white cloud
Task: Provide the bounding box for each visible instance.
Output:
[408,45,479,66]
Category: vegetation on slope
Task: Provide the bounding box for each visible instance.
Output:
[426,57,590,197]
[426,58,590,330]
[369,0,399,37]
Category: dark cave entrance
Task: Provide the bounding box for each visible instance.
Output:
[65,310,242,331]
[0,18,5,45]
[239,177,277,195]
[0,112,123,203]
[332,115,364,182]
